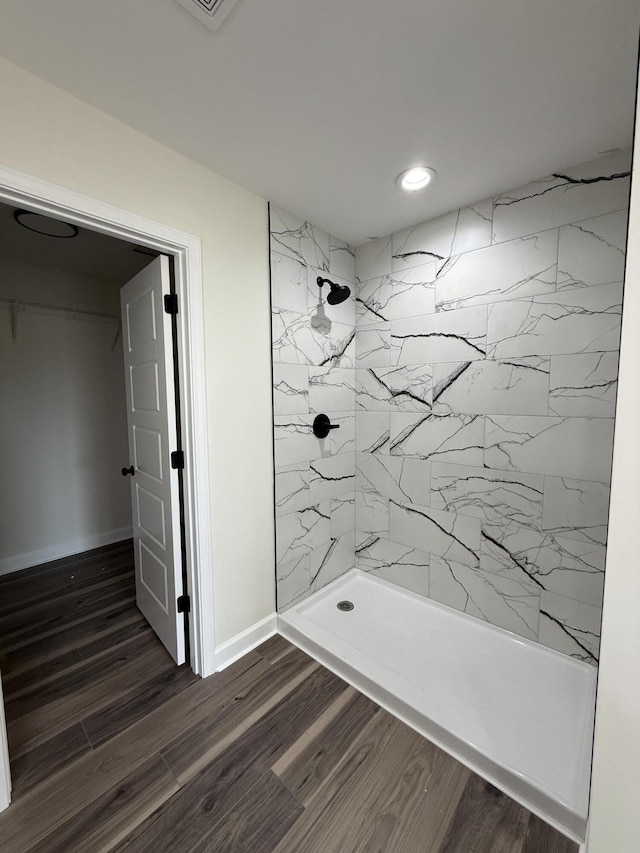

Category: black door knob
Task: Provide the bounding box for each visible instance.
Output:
[121,466,135,477]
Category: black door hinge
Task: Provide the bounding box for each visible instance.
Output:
[170,450,184,469]
[177,594,190,614]
[164,293,178,315]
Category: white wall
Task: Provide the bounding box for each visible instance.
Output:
[0,257,132,573]
[586,73,640,852]
[0,57,275,645]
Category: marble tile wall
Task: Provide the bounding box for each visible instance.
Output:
[270,205,357,609]
[354,150,631,664]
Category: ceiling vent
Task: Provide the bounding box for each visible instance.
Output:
[174,0,242,33]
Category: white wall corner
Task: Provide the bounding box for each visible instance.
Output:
[213,614,278,672]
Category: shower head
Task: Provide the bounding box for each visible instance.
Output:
[317,276,351,305]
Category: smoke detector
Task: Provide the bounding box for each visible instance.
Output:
[174,0,242,33]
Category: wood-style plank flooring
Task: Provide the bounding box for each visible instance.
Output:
[0,542,579,852]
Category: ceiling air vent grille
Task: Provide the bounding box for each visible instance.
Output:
[174,0,242,33]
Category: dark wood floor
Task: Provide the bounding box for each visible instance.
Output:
[0,542,578,852]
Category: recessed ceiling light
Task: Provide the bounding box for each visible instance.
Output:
[396,166,437,193]
[14,209,79,238]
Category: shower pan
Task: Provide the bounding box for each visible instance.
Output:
[279,569,595,843]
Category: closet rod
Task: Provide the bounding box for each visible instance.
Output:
[0,294,119,321]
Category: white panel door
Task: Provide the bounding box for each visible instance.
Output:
[121,256,185,664]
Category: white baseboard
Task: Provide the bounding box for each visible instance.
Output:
[214,614,278,672]
[0,677,10,814]
[0,527,133,577]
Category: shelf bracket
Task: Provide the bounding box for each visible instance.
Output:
[111,318,122,352]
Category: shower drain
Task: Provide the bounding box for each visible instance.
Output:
[337,600,354,612]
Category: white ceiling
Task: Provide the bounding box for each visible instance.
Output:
[0,0,637,246]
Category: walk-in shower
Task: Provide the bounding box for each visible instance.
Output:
[269,147,630,844]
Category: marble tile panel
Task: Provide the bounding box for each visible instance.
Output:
[431,462,543,528]
[356,295,390,327]
[275,461,310,518]
[276,500,331,565]
[390,412,484,466]
[356,490,389,536]
[308,531,356,593]
[429,555,540,641]
[484,415,615,482]
[308,366,356,413]
[272,363,309,415]
[356,262,437,322]
[389,501,481,568]
[355,529,373,549]
[355,235,393,282]
[356,365,433,412]
[274,415,319,466]
[270,251,309,313]
[481,524,605,607]
[277,553,311,610]
[310,453,356,503]
[270,205,330,270]
[355,534,430,597]
[330,235,356,281]
[486,282,623,360]
[308,267,356,327]
[391,305,487,365]
[356,453,430,507]
[331,492,355,539]
[356,412,390,454]
[432,357,549,416]
[557,210,628,289]
[542,476,610,547]
[272,308,355,367]
[392,200,493,271]
[434,231,557,312]
[538,591,601,664]
[549,352,619,418]
[355,326,391,367]
[329,411,356,455]
[492,150,631,244]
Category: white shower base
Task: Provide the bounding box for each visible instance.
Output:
[278,569,596,843]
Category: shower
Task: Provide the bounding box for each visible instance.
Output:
[317,276,351,305]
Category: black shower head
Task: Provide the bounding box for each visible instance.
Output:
[317,276,351,305]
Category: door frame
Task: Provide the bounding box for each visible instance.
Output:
[0,164,216,680]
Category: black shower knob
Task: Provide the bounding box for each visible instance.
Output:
[313,414,340,439]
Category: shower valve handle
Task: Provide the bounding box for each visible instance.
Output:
[313,414,340,439]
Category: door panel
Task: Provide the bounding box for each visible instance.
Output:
[133,426,163,480]
[121,256,185,664]
[130,362,161,411]
[135,486,166,547]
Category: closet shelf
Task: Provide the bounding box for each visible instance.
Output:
[0,294,120,342]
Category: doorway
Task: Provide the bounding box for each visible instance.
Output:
[0,165,215,810]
